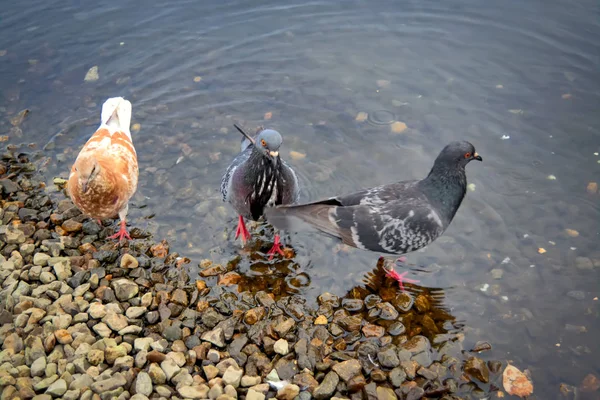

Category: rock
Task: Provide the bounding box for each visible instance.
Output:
[313,371,339,399]
[53,261,72,281]
[87,349,104,365]
[161,358,180,381]
[46,378,67,397]
[105,345,128,364]
[587,182,598,194]
[134,337,154,352]
[376,302,399,320]
[277,384,300,400]
[376,386,398,399]
[246,389,266,400]
[31,356,47,377]
[314,315,328,325]
[576,257,594,270]
[90,373,127,392]
[148,363,166,384]
[112,279,139,301]
[126,306,147,319]
[203,365,219,380]
[208,383,223,398]
[274,318,295,337]
[40,271,56,284]
[273,339,289,355]
[222,366,243,388]
[136,371,152,396]
[201,328,225,347]
[405,386,425,400]
[389,367,406,387]
[581,373,600,392]
[333,361,363,387]
[120,254,138,269]
[464,356,489,383]
[177,385,209,399]
[62,219,83,232]
[54,329,73,345]
[34,253,51,266]
[163,325,182,341]
[378,347,400,368]
[130,395,149,400]
[362,323,385,338]
[88,302,106,319]
[241,375,261,387]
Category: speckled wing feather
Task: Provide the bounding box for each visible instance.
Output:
[264,181,447,255]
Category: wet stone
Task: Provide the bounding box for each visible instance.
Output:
[393,293,413,312]
[93,250,119,263]
[342,298,364,312]
[313,371,339,400]
[464,356,489,383]
[332,359,361,382]
[389,367,406,387]
[376,302,399,320]
[378,347,400,368]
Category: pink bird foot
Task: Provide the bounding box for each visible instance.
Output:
[266,234,285,260]
[108,220,132,242]
[385,266,420,291]
[234,215,250,245]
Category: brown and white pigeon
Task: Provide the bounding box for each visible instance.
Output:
[221,124,299,259]
[264,141,482,289]
[68,97,138,242]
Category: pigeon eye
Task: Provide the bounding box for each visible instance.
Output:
[261,139,267,147]
[464,152,471,158]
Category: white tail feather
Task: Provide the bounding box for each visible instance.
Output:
[100,97,133,139]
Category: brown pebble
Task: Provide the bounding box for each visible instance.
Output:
[218,272,242,286]
[62,219,83,233]
[390,121,407,134]
[581,373,600,392]
[355,112,368,122]
[314,315,328,325]
[147,350,166,363]
[150,240,169,258]
[587,182,598,194]
[361,323,385,338]
[471,341,492,353]
[54,329,73,344]
[244,307,266,325]
[564,229,579,238]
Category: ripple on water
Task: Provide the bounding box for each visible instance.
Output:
[367,110,396,126]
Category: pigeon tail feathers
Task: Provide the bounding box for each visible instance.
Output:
[100,97,133,139]
[265,201,350,244]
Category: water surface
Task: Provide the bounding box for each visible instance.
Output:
[1,0,599,397]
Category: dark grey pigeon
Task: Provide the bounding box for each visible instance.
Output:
[221,124,300,259]
[264,141,482,288]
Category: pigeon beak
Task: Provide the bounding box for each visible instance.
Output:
[269,151,279,157]
[473,152,482,161]
[81,180,89,193]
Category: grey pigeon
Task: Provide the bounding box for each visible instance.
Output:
[264,141,482,288]
[221,124,300,258]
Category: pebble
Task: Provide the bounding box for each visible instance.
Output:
[273,339,289,355]
[136,371,153,396]
[222,366,243,388]
[120,253,139,268]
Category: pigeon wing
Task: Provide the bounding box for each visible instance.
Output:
[264,180,445,254]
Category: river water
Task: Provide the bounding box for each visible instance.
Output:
[1,0,599,398]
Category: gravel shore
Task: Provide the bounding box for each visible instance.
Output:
[0,150,507,400]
